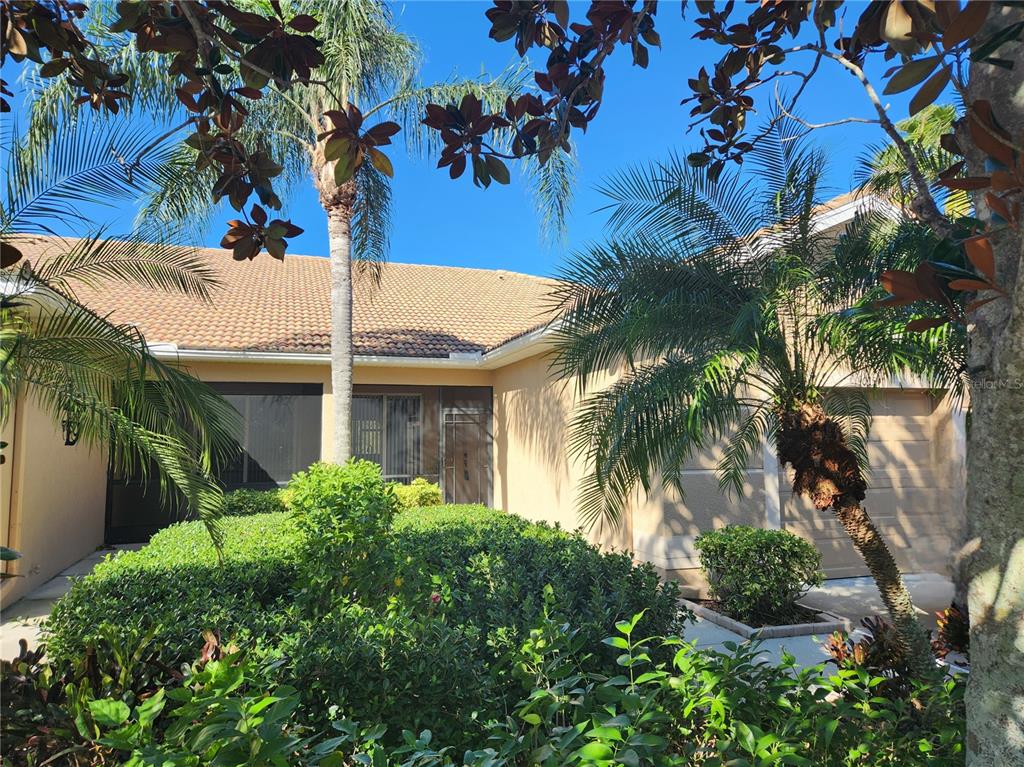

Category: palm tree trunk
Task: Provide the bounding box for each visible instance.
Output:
[318,172,357,464]
[777,402,935,676]
[832,494,935,677]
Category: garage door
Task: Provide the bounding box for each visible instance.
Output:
[781,390,961,579]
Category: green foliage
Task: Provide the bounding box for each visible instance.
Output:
[221,488,287,517]
[276,601,488,746]
[695,525,823,624]
[45,513,300,664]
[393,504,685,665]
[289,460,400,610]
[93,658,306,767]
[390,477,443,509]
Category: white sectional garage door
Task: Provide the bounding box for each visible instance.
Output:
[780,390,961,579]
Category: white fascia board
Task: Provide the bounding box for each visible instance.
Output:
[811,194,900,234]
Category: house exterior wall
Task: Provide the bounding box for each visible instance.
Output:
[491,352,633,553]
[1,396,107,605]
[3,349,965,608]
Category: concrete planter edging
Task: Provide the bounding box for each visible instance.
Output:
[682,599,852,639]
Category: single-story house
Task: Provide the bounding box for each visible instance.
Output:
[1,196,966,604]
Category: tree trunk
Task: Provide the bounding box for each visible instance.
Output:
[776,402,935,676]
[961,6,1024,764]
[316,166,357,464]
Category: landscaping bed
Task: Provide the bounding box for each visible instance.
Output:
[3,463,966,766]
[683,597,852,639]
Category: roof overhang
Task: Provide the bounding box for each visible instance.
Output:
[151,324,558,370]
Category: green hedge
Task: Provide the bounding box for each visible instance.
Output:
[47,498,682,746]
[45,513,300,663]
[222,488,287,516]
[394,504,683,665]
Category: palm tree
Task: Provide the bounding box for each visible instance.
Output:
[1,117,241,545]
[551,128,963,676]
[26,0,572,463]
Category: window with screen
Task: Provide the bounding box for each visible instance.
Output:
[213,383,322,488]
[353,394,422,482]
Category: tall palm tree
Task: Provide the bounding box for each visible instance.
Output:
[1,117,241,545]
[26,0,572,463]
[551,129,963,675]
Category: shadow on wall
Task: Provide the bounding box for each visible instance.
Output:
[493,356,569,515]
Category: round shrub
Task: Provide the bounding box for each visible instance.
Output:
[45,513,300,664]
[390,477,442,509]
[694,525,823,623]
[222,487,286,516]
[288,460,400,609]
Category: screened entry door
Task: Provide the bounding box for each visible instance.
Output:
[443,408,490,505]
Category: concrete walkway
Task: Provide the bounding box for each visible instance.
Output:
[1,544,141,659]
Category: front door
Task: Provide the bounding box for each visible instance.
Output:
[443,408,491,505]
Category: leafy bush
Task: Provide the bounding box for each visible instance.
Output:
[288,460,400,610]
[45,513,299,664]
[275,601,490,745]
[392,504,685,668]
[391,477,442,509]
[222,487,287,517]
[695,525,823,624]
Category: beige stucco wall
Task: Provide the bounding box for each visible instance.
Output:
[1,359,501,606]
[491,352,633,553]
[3,349,965,608]
[1,396,107,606]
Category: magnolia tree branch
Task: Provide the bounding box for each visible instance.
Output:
[810,45,954,238]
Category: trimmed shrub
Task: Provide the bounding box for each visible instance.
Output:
[222,487,286,516]
[393,504,685,666]
[391,477,442,509]
[274,602,490,745]
[695,525,823,623]
[45,513,299,664]
[288,460,400,610]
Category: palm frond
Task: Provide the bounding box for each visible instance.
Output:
[569,353,747,529]
[31,229,219,301]
[822,388,873,475]
[2,115,177,237]
[4,260,238,545]
[717,401,776,499]
[351,163,391,283]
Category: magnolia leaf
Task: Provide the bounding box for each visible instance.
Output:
[367,147,394,178]
[948,278,994,291]
[909,66,951,116]
[485,155,510,185]
[882,56,940,95]
[943,0,992,48]
[965,236,996,281]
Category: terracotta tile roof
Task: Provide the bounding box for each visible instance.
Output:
[11,237,559,358]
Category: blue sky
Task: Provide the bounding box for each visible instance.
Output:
[6,1,937,277]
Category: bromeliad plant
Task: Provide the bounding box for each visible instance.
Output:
[552,126,963,677]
